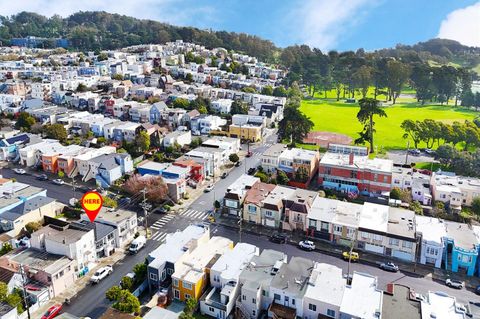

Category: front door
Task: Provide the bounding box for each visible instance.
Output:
[284,296,289,307]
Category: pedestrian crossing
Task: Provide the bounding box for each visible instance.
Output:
[251,151,262,156]
[150,231,167,242]
[179,209,209,220]
[149,214,175,230]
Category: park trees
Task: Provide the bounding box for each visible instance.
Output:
[401,120,422,149]
[261,85,273,96]
[410,63,435,104]
[385,60,410,104]
[356,98,387,153]
[278,99,314,145]
[353,65,373,98]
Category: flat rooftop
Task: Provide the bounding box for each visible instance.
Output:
[415,216,446,244]
[270,256,314,298]
[10,248,72,274]
[308,197,362,227]
[210,243,258,283]
[321,152,393,173]
[444,220,479,251]
[262,143,288,158]
[359,202,389,233]
[421,291,465,319]
[340,272,383,319]
[387,207,416,239]
[304,263,344,307]
[382,285,421,319]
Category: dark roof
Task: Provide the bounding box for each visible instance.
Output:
[71,220,115,241]
[5,133,30,145]
[0,268,15,284]
[1,196,56,221]
[382,284,421,319]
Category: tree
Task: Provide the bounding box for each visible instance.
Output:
[44,123,68,142]
[241,86,256,93]
[278,101,314,145]
[410,201,423,215]
[230,101,248,115]
[121,276,134,291]
[25,221,42,234]
[133,263,147,282]
[401,120,422,149]
[76,83,88,92]
[472,197,480,217]
[185,73,193,82]
[356,98,387,153]
[229,153,239,163]
[112,290,140,314]
[432,65,457,105]
[353,65,373,98]
[112,73,123,81]
[179,297,197,319]
[261,86,273,96]
[276,170,290,185]
[103,196,118,209]
[124,174,169,204]
[58,171,65,178]
[97,52,108,61]
[106,286,123,301]
[172,98,190,109]
[385,60,410,104]
[410,63,435,104]
[135,131,151,154]
[0,242,13,256]
[390,187,401,200]
[273,86,288,97]
[14,112,36,131]
[6,289,23,313]
[294,167,309,183]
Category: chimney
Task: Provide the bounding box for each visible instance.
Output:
[349,152,354,165]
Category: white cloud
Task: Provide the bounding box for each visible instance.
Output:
[0,0,217,27]
[287,0,378,51]
[437,2,480,47]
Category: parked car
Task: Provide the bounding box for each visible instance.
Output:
[152,206,168,214]
[235,161,241,167]
[270,233,288,244]
[36,174,48,181]
[379,262,399,272]
[221,172,228,179]
[408,149,421,156]
[128,236,146,254]
[119,272,136,286]
[52,179,65,185]
[424,148,436,155]
[342,251,359,262]
[13,168,26,175]
[298,240,315,251]
[247,168,257,175]
[90,265,113,284]
[204,184,214,192]
[445,278,463,289]
[41,304,62,319]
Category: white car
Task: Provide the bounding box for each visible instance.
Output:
[204,184,214,192]
[13,168,26,175]
[298,240,316,251]
[90,265,113,284]
[52,179,65,185]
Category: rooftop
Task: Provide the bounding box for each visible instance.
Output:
[415,216,446,244]
[387,207,416,240]
[1,196,55,221]
[304,263,344,307]
[382,285,421,319]
[244,181,276,205]
[33,224,90,245]
[321,152,393,173]
[263,185,295,207]
[238,249,286,292]
[262,143,288,158]
[210,243,258,284]
[83,207,136,225]
[421,291,465,319]
[9,248,72,275]
[270,256,314,298]
[359,202,389,233]
[308,197,362,227]
[444,220,479,251]
[137,160,170,172]
[226,174,260,196]
[340,272,383,319]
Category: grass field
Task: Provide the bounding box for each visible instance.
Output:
[300,98,478,150]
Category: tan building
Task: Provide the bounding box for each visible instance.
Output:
[242,181,276,224]
[228,124,263,142]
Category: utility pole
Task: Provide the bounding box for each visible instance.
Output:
[238,216,242,243]
[346,228,358,286]
[72,176,76,200]
[140,188,151,238]
[405,140,410,165]
[19,264,31,319]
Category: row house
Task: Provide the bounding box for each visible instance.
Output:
[70,220,117,259]
[163,130,192,148]
[391,166,432,205]
[0,180,47,215]
[211,98,233,114]
[318,144,393,196]
[129,103,152,123]
[431,171,480,212]
[31,81,52,100]
[201,137,241,161]
[191,114,227,136]
[68,146,116,179]
[93,153,134,187]
[282,189,318,231]
[41,144,85,174]
[224,175,260,217]
[184,147,224,176]
[19,139,63,167]
[112,121,142,142]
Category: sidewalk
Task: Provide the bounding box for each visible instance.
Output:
[216,214,480,290]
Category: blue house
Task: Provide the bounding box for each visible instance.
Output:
[93,153,134,188]
[137,160,170,176]
[149,102,168,124]
[0,133,30,162]
[442,221,479,276]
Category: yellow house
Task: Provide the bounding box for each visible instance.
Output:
[172,236,233,301]
[229,124,262,142]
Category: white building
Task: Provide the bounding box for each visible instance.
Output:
[421,291,466,319]
[31,82,52,100]
[163,130,192,148]
[302,263,345,319]
[415,216,446,268]
[431,172,480,211]
[339,272,383,319]
[261,143,288,173]
[211,99,233,114]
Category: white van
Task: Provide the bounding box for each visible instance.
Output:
[129,236,146,254]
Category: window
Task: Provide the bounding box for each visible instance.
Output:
[292,299,295,305]
[183,282,192,290]
[265,211,274,218]
[327,309,336,318]
[161,270,166,281]
[149,272,158,281]
[402,241,413,249]
[334,225,342,233]
[174,289,180,299]
[252,298,256,304]
[274,294,280,301]
[167,268,173,275]
[308,304,316,311]
[252,310,256,316]
[242,295,246,301]
[185,294,191,300]
[321,222,329,231]
[262,290,266,296]
[209,307,214,312]
[173,279,179,287]
[389,238,399,246]
[374,174,378,182]
[248,205,257,214]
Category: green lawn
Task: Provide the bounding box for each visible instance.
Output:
[300,99,478,150]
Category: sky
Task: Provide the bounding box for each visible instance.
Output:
[1,0,479,51]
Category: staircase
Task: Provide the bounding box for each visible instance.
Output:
[95,174,110,188]
[69,161,79,178]
[235,296,250,319]
[82,164,95,182]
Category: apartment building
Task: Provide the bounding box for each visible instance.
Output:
[431,172,480,211]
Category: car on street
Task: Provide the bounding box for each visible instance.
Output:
[41,304,62,319]
[379,262,399,272]
[247,167,257,175]
[13,168,26,175]
[342,251,359,262]
[52,179,65,185]
[269,233,288,244]
[298,240,315,251]
[152,206,168,214]
[445,278,463,289]
[408,149,421,156]
[36,174,48,181]
[204,184,214,192]
[90,265,113,284]
[424,148,435,155]
[235,161,241,167]
[221,172,228,179]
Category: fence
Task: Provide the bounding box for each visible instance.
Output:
[132,279,149,297]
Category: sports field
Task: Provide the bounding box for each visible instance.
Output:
[300,98,477,150]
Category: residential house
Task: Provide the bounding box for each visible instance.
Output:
[339,272,383,319]
[191,115,227,136]
[431,172,480,212]
[163,130,192,148]
[185,147,224,176]
[391,166,432,205]
[200,243,259,318]
[0,133,30,162]
[415,216,446,268]
[211,99,233,114]
[278,148,320,188]
[112,122,142,142]
[302,263,345,319]
[0,302,17,319]
[382,284,421,319]
[19,139,61,167]
[268,257,315,319]
[261,186,295,228]
[70,220,116,258]
[0,180,47,215]
[385,208,417,262]
[236,249,287,319]
[224,175,260,217]
[357,203,389,256]
[201,137,241,160]
[149,101,168,124]
[172,236,233,302]
[30,223,96,275]
[442,220,478,276]
[129,103,152,123]
[173,159,205,184]
[0,196,61,237]
[243,182,276,225]
[94,153,134,188]
[261,144,288,173]
[0,248,76,298]
[282,189,318,231]
[71,146,116,180]
[147,225,210,292]
[318,144,392,196]
[420,291,466,319]
[56,146,87,177]
[81,208,138,247]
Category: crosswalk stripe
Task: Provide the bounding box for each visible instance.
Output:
[155,220,167,225]
[201,213,208,220]
[180,209,192,216]
[191,211,204,219]
[151,232,165,241]
[184,210,197,218]
[162,215,174,220]
[150,231,159,239]
[150,225,161,229]
[156,233,167,242]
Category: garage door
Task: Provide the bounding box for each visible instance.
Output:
[392,250,413,261]
[265,219,276,227]
[365,243,384,254]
